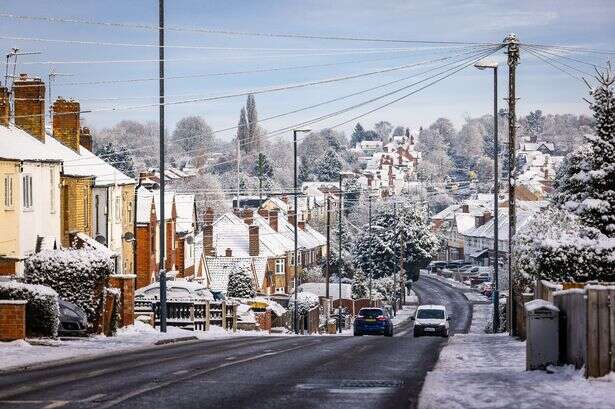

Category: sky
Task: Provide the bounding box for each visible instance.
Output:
[1,0,614,141]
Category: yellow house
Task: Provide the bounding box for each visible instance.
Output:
[0,159,20,274]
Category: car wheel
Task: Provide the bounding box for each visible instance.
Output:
[385,328,393,337]
[354,330,362,336]
[443,330,449,338]
[413,329,420,337]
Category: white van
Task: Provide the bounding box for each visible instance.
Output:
[412,304,450,337]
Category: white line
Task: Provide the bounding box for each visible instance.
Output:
[43,401,69,409]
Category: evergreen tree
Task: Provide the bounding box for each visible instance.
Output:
[350,123,366,147]
[237,107,249,153]
[95,142,135,177]
[311,149,343,182]
[374,121,393,144]
[351,269,369,299]
[246,94,259,153]
[226,264,256,298]
[392,126,405,137]
[554,68,615,235]
[252,153,275,178]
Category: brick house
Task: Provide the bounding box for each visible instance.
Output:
[174,193,196,278]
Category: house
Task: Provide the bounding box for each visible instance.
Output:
[0,86,63,275]
[134,187,177,289]
[174,193,197,277]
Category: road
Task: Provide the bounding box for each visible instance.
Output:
[0,276,471,409]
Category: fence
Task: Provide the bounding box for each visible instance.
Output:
[137,300,237,332]
[296,306,321,334]
[332,298,382,317]
[536,283,615,378]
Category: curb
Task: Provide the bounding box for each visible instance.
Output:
[154,336,198,345]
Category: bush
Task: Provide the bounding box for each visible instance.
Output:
[24,249,114,328]
[0,281,59,337]
[226,264,256,298]
[288,291,319,316]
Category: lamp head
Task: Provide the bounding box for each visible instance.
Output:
[474,60,498,70]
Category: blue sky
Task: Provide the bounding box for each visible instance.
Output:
[1,0,614,140]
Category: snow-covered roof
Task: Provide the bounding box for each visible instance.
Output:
[71,145,134,186]
[75,232,117,257]
[296,282,352,300]
[203,256,266,293]
[152,190,175,221]
[454,213,477,234]
[462,209,534,240]
[525,299,559,312]
[0,124,63,162]
[174,194,195,234]
[136,187,155,224]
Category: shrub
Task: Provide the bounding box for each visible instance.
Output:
[226,264,256,298]
[0,281,59,337]
[24,249,114,329]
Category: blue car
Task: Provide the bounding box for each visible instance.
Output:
[353,307,394,337]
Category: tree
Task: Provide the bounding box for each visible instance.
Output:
[374,121,393,144]
[226,264,255,298]
[350,123,366,146]
[429,118,456,148]
[95,142,135,177]
[236,107,249,153]
[453,118,486,167]
[526,109,545,141]
[311,149,343,182]
[392,126,405,137]
[172,116,214,153]
[252,153,275,178]
[342,177,362,215]
[417,149,452,183]
[351,269,369,299]
[246,94,259,153]
[476,156,494,182]
[553,68,615,235]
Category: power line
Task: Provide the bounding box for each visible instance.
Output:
[0,13,499,46]
[520,42,615,56]
[524,47,586,84]
[523,45,594,77]
[522,45,607,70]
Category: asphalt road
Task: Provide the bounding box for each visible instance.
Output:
[0,276,471,409]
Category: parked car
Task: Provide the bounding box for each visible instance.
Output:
[58,299,88,337]
[353,307,394,337]
[479,282,494,298]
[412,304,450,337]
[135,280,214,302]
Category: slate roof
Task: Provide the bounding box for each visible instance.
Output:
[174,194,195,234]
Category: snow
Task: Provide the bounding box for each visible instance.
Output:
[525,299,559,312]
[0,124,64,162]
[419,333,615,409]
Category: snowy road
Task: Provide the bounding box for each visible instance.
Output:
[0,277,471,409]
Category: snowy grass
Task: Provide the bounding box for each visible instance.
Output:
[419,333,615,409]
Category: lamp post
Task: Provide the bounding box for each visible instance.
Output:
[474,60,500,332]
[337,171,354,333]
[293,129,310,335]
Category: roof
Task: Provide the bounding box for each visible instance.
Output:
[174,194,195,234]
[75,232,117,257]
[417,304,446,310]
[462,209,534,240]
[0,124,63,162]
[296,282,352,300]
[203,256,266,293]
[136,187,155,224]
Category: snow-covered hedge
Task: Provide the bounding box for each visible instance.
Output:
[226,264,256,298]
[513,207,615,288]
[288,291,319,316]
[0,281,59,337]
[24,249,114,328]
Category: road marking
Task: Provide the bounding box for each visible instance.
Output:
[328,387,397,394]
[42,401,69,409]
[80,394,106,402]
[97,341,321,409]
[172,369,189,375]
[224,356,236,361]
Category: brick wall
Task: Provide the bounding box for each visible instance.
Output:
[175,238,185,277]
[13,75,45,142]
[0,259,17,276]
[108,274,135,327]
[0,87,9,126]
[52,98,81,152]
[135,225,156,289]
[0,300,27,341]
[165,220,175,271]
[254,310,272,331]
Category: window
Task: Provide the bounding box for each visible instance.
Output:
[275,258,285,274]
[4,175,13,209]
[289,253,295,266]
[22,175,33,209]
[49,169,55,213]
[83,191,89,228]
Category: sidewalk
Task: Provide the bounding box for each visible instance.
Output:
[419,322,615,409]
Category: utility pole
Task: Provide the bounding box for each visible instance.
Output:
[338,172,343,333]
[393,202,397,312]
[158,0,167,333]
[368,195,372,302]
[236,136,241,209]
[505,33,520,336]
[325,195,331,299]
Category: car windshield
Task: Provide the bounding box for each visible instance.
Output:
[417,309,445,319]
[360,309,384,318]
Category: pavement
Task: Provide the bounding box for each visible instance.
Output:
[0,276,472,409]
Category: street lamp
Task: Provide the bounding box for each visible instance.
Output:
[337,170,354,333]
[293,129,310,335]
[474,59,500,332]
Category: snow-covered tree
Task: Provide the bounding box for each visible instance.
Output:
[350,123,366,146]
[246,94,259,153]
[95,142,135,177]
[172,115,214,153]
[373,275,396,302]
[392,126,405,137]
[417,149,452,183]
[374,121,393,144]
[236,107,249,153]
[351,269,369,299]
[553,69,615,236]
[226,264,256,298]
[311,149,343,182]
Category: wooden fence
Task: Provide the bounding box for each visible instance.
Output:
[296,306,321,334]
[136,300,238,332]
[544,285,615,378]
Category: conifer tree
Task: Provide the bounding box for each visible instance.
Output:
[237,107,249,153]
[226,264,255,298]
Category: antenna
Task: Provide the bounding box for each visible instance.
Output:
[48,68,74,109]
[4,48,42,87]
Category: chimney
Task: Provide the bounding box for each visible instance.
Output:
[269,209,279,232]
[281,195,288,205]
[80,127,92,151]
[483,211,492,224]
[242,208,254,225]
[474,216,484,228]
[257,208,269,219]
[225,248,232,257]
[52,98,81,152]
[298,220,306,230]
[0,87,9,126]
[462,204,469,213]
[288,210,296,227]
[249,225,259,256]
[13,74,45,141]
[202,224,214,256]
[203,207,214,225]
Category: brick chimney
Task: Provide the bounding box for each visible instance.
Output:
[462,204,469,213]
[225,248,232,257]
[269,209,279,232]
[203,207,214,225]
[13,74,45,141]
[483,211,492,224]
[242,208,254,225]
[80,127,92,151]
[298,220,306,230]
[249,225,259,256]
[257,208,269,219]
[288,210,296,227]
[202,224,214,257]
[0,87,9,126]
[52,98,81,152]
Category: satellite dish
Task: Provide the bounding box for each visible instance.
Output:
[95,234,107,246]
[122,232,135,243]
[185,235,194,245]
